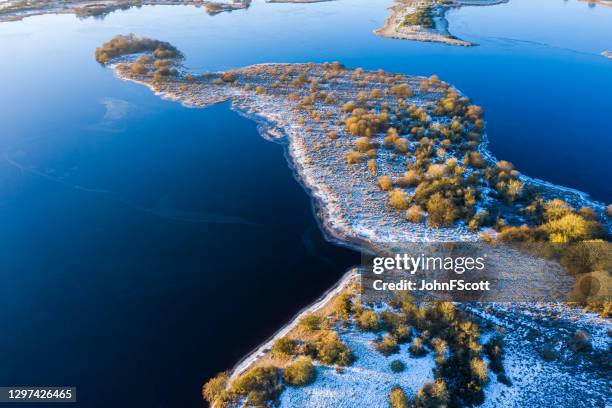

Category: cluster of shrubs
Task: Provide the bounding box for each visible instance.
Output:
[274,315,354,368]
[388,379,450,408]
[271,337,298,359]
[497,198,606,244]
[304,331,354,366]
[129,55,151,75]
[202,290,363,407]
[389,386,410,408]
[484,335,512,385]
[203,292,504,407]
[391,297,499,407]
[95,34,180,65]
[352,299,418,358]
[230,366,282,407]
[427,309,492,405]
[433,89,471,118]
[283,356,316,386]
[382,127,408,153]
[492,199,609,316]
[402,5,436,29]
[346,82,496,229]
[343,107,389,163]
[151,58,179,83]
[350,292,500,406]
[203,331,342,406]
[354,77,610,243]
[380,156,483,228]
[203,366,282,408]
[75,3,129,18]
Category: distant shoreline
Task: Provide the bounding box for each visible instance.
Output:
[374,0,509,46]
[0,0,250,22]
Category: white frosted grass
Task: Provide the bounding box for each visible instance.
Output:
[280,330,435,408]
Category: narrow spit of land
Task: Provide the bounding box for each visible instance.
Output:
[374,0,508,46]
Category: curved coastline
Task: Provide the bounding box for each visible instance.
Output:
[374,0,509,46]
[477,132,612,231]
[228,268,359,380]
[109,55,611,247]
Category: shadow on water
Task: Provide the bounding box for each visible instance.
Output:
[0,101,359,407]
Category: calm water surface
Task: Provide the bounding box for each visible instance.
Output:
[0,0,610,406]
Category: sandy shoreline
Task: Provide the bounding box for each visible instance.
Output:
[228,268,359,379]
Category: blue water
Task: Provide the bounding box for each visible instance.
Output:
[0,0,610,406]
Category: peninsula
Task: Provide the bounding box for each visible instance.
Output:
[374,0,508,46]
[96,34,610,248]
[95,35,611,407]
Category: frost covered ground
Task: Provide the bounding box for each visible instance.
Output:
[278,304,611,408]
[109,58,482,245]
[472,304,611,407]
[280,330,436,408]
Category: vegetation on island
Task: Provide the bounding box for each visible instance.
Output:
[389,385,410,408]
[390,359,406,372]
[202,285,503,407]
[75,2,132,18]
[384,297,495,407]
[402,5,436,29]
[202,285,358,407]
[95,34,181,65]
[282,356,316,386]
[97,35,610,254]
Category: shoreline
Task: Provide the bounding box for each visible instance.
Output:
[0,0,250,22]
[374,0,509,47]
[110,57,610,247]
[111,62,482,245]
[228,268,360,380]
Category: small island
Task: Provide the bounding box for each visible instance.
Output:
[95,35,611,408]
[375,0,508,46]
